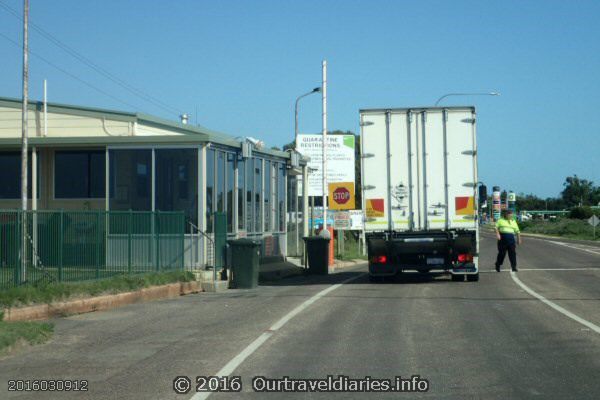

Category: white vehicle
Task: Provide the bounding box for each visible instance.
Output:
[360,107,479,282]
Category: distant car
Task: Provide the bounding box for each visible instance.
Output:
[520,213,532,221]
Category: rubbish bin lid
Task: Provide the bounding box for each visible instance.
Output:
[227,238,261,247]
[303,236,330,242]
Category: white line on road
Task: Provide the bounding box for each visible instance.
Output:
[517,267,600,271]
[481,268,600,273]
[547,240,600,255]
[190,273,366,400]
[510,271,600,334]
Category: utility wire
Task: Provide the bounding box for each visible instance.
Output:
[0,31,140,111]
[0,0,182,116]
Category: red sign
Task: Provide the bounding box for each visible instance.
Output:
[333,187,351,204]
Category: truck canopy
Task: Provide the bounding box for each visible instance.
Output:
[360,107,478,232]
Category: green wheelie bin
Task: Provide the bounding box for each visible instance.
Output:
[228,239,261,288]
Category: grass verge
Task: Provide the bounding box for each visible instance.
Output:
[519,218,599,241]
[0,270,195,309]
[0,316,54,356]
[334,232,368,261]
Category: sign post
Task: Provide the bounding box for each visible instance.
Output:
[589,215,600,239]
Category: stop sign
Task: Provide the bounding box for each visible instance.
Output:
[333,187,351,204]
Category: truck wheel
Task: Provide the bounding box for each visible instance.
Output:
[467,273,479,282]
[451,274,464,282]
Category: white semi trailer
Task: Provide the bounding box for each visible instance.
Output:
[360,107,479,282]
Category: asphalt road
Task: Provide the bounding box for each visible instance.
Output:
[1,233,599,399]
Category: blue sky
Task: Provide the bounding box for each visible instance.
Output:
[1,0,599,198]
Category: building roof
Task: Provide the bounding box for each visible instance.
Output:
[0,96,295,160]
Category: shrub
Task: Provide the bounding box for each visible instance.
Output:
[569,206,593,219]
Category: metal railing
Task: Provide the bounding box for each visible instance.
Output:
[188,221,217,282]
[0,210,185,290]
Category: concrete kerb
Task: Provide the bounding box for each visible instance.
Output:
[3,281,200,322]
[331,259,366,272]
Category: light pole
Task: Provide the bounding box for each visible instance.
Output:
[294,86,321,242]
[435,92,500,106]
[295,87,321,143]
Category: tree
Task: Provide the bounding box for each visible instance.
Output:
[561,175,596,207]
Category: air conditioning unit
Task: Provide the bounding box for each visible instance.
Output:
[242,141,253,159]
[290,151,300,168]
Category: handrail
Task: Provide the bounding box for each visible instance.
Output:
[188,222,216,283]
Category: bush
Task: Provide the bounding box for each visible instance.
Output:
[569,206,594,219]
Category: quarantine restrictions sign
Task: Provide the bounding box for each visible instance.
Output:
[328,182,355,210]
[296,134,356,197]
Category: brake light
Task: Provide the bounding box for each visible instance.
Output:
[457,254,473,263]
[371,255,387,264]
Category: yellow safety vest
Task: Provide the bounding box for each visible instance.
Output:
[496,218,520,235]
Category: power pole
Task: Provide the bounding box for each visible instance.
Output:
[321,60,327,229]
[21,0,29,283]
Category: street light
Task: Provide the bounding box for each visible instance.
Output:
[434,91,500,106]
[295,87,321,143]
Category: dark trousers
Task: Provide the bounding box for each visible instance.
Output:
[496,236,517,269]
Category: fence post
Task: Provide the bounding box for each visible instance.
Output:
[181,213,185,271]
[15,210,21,286]
[155,211,160,272]
[128,210,132,275]
[96,211,101,279]
[59,210,64,282]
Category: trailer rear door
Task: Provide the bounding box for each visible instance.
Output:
[360,107,478,232]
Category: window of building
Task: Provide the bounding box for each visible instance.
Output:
[254,158,263,232]
[246,157,254,232]
[109,149,151,210]
[278,163,286,231]
[264,160,271,232]
[216,151,225,214]
[205,148,215,232]
[55,150,105,198]
[226,152,235,233]
[155,148,198,233]
[237,159,245,230]
[0,151,38,199]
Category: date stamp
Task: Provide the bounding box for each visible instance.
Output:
[172,376,242,394]
[8,379,89,392]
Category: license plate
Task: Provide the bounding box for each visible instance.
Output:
[427,257,444,265]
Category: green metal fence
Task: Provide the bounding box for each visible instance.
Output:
[0,210,185,290]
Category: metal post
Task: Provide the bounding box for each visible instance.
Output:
[20,0,30,284]
[321,60,328,229]
[43,79,48,136]
[32,147,37,266]
[128,210,132,274]
[96,211,101,279]
[302,165,309,264]
[155,211,160,271]
[59,209,64,282]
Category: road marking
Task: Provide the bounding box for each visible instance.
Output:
[517,267,600,271]
[190,273,366,400]
[547,240,600,255]
[481,267,600,273]
[510,271,600,334]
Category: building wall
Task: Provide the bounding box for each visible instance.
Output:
[0,106,131,138]
[0,106,188,139]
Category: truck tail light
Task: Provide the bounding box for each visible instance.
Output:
[457,254,473,263]
[371,255,387,264]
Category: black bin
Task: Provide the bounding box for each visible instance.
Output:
[303,236,330,275]
[228,239,261,288]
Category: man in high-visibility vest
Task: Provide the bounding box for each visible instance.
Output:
[495,209,522,272]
